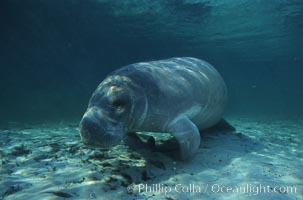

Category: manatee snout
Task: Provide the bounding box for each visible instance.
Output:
[80,107,125,148]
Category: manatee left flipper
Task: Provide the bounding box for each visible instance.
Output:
[167,116,200,160]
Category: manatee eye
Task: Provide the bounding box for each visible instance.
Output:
[112,99,126,109]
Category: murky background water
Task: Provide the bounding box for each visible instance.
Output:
[1,0,302,123]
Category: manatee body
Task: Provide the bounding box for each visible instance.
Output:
[80,57,227,160]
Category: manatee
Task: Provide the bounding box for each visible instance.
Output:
[80,57,227,160]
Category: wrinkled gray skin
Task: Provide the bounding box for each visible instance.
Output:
[80,57,227,160]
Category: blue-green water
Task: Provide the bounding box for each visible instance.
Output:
[1,0,303,123]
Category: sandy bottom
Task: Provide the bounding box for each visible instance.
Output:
[0,116,302,200]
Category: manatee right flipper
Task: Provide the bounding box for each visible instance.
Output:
[124,132,156,150]
[167,116,200,160]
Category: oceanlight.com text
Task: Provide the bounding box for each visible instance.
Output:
[127,183,297,196]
